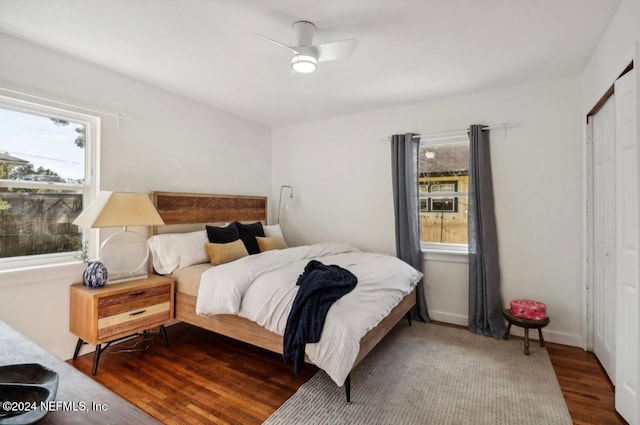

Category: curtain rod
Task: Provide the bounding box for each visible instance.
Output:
[0,86,128,121]
[412,123,520,140]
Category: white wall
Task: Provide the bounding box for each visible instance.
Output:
[272,74,584,346]
[582,0,640,113]
[0,32,271,359]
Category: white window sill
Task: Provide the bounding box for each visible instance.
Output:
[0,261,86,289]
[421,248,469,264]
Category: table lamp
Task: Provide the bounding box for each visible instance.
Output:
[73,191,165,282]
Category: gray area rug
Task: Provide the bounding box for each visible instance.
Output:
[264,322,571,425]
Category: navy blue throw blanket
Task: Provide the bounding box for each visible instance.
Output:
[283,260,358,373]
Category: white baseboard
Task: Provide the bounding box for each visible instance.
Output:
[54,320,181,361]
[52,342,93,361]
[428,310,583,348]
[429,310,467,327]
[54,316,583,362]
[506,326,583,348]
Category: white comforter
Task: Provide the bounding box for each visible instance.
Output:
[195,242,422,385]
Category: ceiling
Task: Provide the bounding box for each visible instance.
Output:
[0,0,621,127]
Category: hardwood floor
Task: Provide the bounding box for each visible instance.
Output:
[546,342,626,425]
[69,322,625,424]
[70,323,317,424]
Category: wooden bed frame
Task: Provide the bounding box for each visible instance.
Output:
[150,191,416,401]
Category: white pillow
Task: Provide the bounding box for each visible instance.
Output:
[263,224,284,239]
[175,230,209,268]
[147,230,209,274]
[147,234,180,275]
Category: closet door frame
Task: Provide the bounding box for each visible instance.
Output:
[585,55,638,425]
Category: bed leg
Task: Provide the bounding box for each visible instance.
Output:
[405,312,412,326]
[345,374,351,403]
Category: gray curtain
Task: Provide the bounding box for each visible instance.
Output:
[391,133,429,322]
[467,125,505,338]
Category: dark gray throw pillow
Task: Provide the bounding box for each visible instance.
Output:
[234,221,265,255]
[206,223,240,244]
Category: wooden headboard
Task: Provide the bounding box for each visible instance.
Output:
[150,191,268,236]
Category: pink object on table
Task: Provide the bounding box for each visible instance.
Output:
[510,299,547,320]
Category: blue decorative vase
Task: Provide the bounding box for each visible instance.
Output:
[83,261,108,288]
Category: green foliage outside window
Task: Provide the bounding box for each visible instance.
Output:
[0,115,86,260]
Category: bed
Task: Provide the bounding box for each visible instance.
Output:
[148,191,420,402]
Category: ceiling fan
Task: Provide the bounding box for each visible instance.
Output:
[256,21,358,74]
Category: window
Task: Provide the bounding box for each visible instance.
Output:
[421,181,458,213]
[0,96,99,270]
[419,141,469,249]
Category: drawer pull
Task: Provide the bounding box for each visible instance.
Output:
[129,310,146,316]
[129,291,146,297]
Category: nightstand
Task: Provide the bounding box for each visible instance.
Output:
[70,275,175,375]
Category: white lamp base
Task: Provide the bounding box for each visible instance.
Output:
[100,228,149,283]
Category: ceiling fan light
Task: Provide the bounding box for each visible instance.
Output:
[291,54,317,73]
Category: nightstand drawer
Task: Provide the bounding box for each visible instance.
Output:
[98,283,172,317]
[97,301,171,339]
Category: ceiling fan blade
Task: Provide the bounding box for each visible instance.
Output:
[253,33,299,54]
[316,39,358,62]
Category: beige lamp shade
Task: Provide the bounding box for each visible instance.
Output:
[73,191,165,228]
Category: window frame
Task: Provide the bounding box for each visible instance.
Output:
[0,95,100,271]
[419,136,469,254]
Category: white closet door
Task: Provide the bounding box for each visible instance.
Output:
[614,68,638,425]
[592,96,617,381]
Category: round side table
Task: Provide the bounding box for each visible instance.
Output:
[503,309,550,355]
